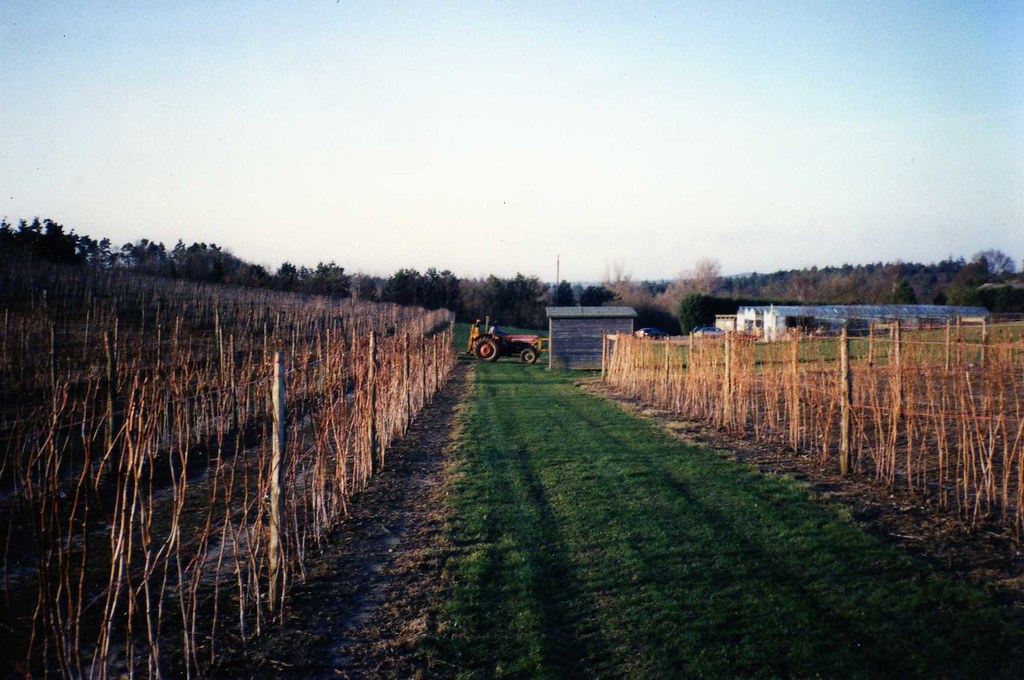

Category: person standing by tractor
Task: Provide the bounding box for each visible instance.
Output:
[467,319,482,354]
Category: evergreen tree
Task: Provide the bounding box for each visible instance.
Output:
[891,279,918,304]
[578,285,614,306]
[553,280,575,305]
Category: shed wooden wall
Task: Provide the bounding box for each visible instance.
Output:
[548,317,634,369]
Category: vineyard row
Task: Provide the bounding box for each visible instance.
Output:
[605,325,1024,537]
[0,261,456,678]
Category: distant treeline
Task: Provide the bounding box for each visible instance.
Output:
[3,216,1020,332]
[672,253,1023,332]
[719,254,1020,309]
[0,217,554,327]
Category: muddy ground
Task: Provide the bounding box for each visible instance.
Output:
[209,363,470,679]
[210,365,1022,677]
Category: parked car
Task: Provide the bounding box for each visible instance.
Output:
[691,326,725,337]
[635,327,669,338]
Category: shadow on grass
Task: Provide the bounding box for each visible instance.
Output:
[556,388,1024,678]
[433,363,1024,679]
[510,445,592,674]
[436,398,593,677]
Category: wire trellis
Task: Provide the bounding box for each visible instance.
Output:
[606,326,1024,538]
[0,260,457,678]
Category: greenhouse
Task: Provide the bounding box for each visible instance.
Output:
[735,304,990,341]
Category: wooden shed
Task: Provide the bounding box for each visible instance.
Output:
[546,306,637,369]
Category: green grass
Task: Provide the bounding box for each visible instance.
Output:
[641,325,1019,371]
[428,361,1024,678]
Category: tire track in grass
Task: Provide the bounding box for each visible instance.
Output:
[444,365,592,677]
[555,383,1023,678]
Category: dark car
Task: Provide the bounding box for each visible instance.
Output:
[635,327,669,338]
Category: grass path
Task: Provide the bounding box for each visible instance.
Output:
[427,360,1023,678]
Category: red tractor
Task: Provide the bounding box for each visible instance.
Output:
[466,320,548,364]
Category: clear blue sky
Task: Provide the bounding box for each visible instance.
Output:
[2,1,1022,280]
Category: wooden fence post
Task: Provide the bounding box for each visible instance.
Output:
[2,309,8,372]
[368,332,380,474]
[420,335,428,408]
[980,319,988,368]
[890,321,903,486]
[663,340,670,383]
[433,334,439,393]
[687,332,694,374]
[268,351,286,612]
[403,333,412,432]
[722,335,733,428]
[50,323,58,395]
[839,327,852,476]
[892,321,902,374]
[956,317,962,365]
[867,323,875,367]
[601,334,609,382]
[613,335,620,376]
[229,333,238,432]
[104,330,118,456]
[215,307,224,378]
[944,320,951,372]
[789,338,800,451]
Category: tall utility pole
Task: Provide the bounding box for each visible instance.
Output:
[554,254,561,304]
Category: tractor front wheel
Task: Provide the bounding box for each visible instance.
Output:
[520,348,538,364]
[475,338,500,362]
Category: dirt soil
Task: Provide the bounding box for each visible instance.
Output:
[583,378,1024,611]
[210,363,471,679]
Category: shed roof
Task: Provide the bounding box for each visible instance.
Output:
[737,304,989,320]
[546,306,637,319]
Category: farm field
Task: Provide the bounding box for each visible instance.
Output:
[4,303,1023,677]
[5,2,1023,676]
[607,325,1024,534]
[419,360,1024,678]
[0,261,456,677]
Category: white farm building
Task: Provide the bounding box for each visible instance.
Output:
[736,304,990,341]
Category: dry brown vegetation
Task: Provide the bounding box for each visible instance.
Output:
[0,261,455,677]
[606,324,1024,536]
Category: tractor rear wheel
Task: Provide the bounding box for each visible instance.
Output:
[520,348,538,364]
[475,338,499,362]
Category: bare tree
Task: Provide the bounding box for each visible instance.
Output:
[603,259,636,302]
[973,249,1017,276]
[656,257,723,312]
[690,258,722,294]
